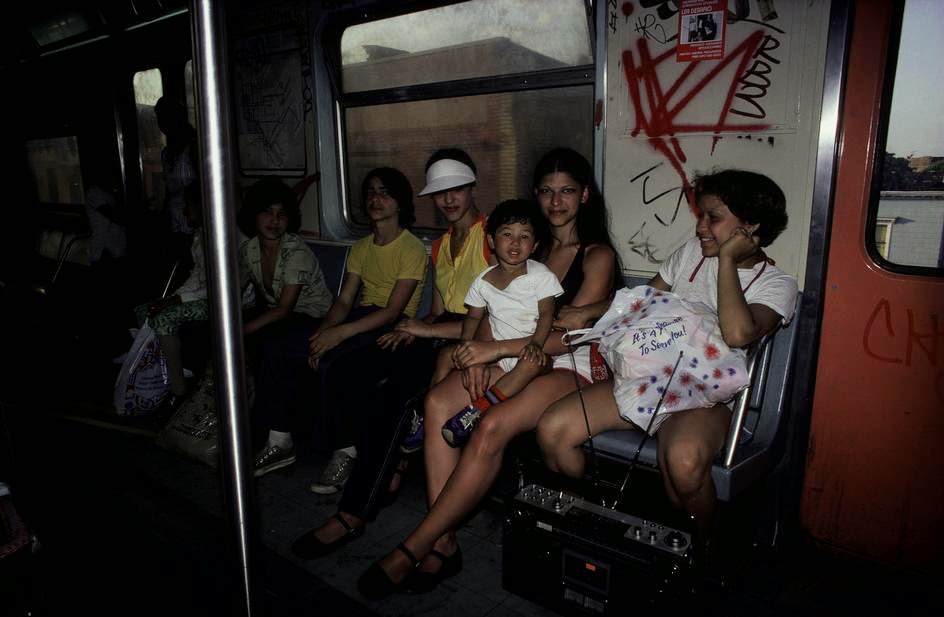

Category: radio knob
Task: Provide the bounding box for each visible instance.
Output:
[648,530,658,543]
[664,531,688,550]
[631,526,642,539]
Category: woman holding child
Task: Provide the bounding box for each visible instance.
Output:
[358,147,621,598]
[537,170,798,536]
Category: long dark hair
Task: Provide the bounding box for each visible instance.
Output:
[532,147,618,252]
[361,167,415,228]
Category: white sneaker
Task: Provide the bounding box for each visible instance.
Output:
[253,444,296,477]
[309,450,356,495]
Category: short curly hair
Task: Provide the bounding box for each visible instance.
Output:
[238,177,300,237]
[693,170,788,247]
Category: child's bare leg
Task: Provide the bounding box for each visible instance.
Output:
[487,355,548,400]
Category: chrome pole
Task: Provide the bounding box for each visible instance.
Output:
[190,0,255,614]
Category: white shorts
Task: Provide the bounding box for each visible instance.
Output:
[551,345,592,382]
[497,356,518,374]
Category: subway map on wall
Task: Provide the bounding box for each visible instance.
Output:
[234,29,306,174]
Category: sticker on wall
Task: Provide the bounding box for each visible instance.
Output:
[676,0,726,62]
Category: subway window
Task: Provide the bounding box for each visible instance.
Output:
[869,0,944,272]
[26,137,84,205]
[185,60,197,129]
[338,0,594,230]
[133,68,165,209]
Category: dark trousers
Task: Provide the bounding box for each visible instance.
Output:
[250,313,322,435]
[251,306,392,449]
[337,312,464,522]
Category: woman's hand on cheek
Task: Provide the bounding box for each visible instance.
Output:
[719,227,760,262]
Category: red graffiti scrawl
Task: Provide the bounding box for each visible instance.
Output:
[623,30,770,207]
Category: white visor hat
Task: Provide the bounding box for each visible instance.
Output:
[417,159,476,196]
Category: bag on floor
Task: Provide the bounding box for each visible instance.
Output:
[156,369,220,468]
[155,367,255,468]
[113,324,169,415]
[565,286,750,434]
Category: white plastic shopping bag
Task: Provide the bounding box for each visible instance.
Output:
[113,324,169,415]
[565,286,750,434]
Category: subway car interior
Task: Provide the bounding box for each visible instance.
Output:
[0,0,942,615]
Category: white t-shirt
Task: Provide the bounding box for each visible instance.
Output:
[465,260,564,373]
[659,238,798,325]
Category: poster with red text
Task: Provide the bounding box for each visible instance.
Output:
[676,0,726,62]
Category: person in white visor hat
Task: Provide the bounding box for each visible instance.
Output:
[418,158,477,196]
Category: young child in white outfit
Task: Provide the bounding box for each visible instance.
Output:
[441,199,563,447]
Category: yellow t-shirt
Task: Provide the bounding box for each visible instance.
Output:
[431,216,492,315]
[347,230,427,317]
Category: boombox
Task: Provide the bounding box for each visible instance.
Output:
[502,484,696,615]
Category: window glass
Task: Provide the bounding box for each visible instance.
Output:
[133,68,165,209]
[185,60,197,128]
[28,11,92,47]
[344,86,593,229]
[871,0,944,270]
[26,137,84,204]
[341,0,592,93]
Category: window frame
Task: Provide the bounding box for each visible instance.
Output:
[873,216,895,260]
[326,0,596,234]
[864,0,944,277]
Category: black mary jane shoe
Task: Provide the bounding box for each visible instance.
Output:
[291,513,364,560]
[406,546,463,594]
[357,543,419,601]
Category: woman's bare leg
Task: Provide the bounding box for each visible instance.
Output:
[537,380,633,477]
[423,368,501,509]
[378,371,579,583]
[656,404,731,532]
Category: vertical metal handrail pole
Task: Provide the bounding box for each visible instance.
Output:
[190,1,255,614]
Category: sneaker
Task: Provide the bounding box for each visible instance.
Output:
[253,444,296,477]
[441,405,482,448]
[309,450,356,495]
[399,409,425,454]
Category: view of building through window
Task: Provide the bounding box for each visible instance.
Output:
[133,68,165,209]
[341,0,591,92]
[340,0,594,231]
[345,87,593,230]
[874,0,944,269]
